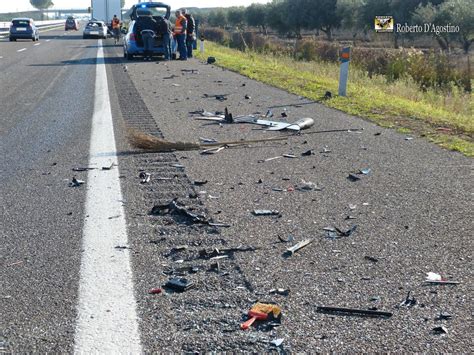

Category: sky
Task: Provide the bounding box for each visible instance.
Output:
[0,0,271,13]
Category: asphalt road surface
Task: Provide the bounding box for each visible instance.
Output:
[1,28,472,353]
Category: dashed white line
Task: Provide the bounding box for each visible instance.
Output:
[74,40,142,353]
[17,48,27,52]
[46,39,51,42]
[34,43,41,46]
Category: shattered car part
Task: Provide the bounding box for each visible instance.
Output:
[398,291,417,308]
[285,239,312,256]
[317,306,392,318]
[69,177,84,187]
[151,199,228,227]
[201,146,225,155]
[253,210,281,216]
[164,277,194,292]
[139,172,151,184]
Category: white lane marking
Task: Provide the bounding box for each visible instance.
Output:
[0,56,3,59]
[17,48,27,52]
[46,39,51,42]
[34,43,41,46]
[74,39,142,353]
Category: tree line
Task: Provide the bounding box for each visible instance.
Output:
[198,0,473,53]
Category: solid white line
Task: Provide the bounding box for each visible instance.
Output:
[74,39,142,353]
[17,48,27,52]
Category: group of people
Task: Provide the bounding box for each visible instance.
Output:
[135,8,195,61]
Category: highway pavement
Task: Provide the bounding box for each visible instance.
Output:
[1,26,472,353]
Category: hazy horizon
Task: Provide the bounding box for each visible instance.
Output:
[0,0,271,13]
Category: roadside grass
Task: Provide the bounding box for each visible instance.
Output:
[196,42,473,157]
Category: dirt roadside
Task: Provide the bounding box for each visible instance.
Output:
[106,47,472,353]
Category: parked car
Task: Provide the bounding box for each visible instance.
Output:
[65,16,79,31]
[83,21,108,39]
[9,18,39,41]
[123,2,176,60]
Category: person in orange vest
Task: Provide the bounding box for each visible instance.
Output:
[111,15,121,44]
[173,9,187,60]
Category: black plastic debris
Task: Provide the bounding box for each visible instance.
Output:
[317,306,392,318]
[436,312,453,321]
[69,176,84,187]
[364,256,379,263]
[151,199,228,227]
[281,112,288,118]
[193,180,208,186]
[326,225,358,239]
[245,94,251,99]
[224,107,233,123]
[139,172,151,184]
[72,167,95,172]
[323,91,332,100]
[347,173,361,182]
[207,56,216,64]
[301,150,314,156]
[165,277,194,292]
[253,210,281,216]
[432,326,448,335]
[398,291,417,308]
[265,109,274,118]
[270,288,290,296]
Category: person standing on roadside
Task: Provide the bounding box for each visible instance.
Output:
[157,15,173,61]
[111,14,121,44]
[173,9,187,60]
[182,9,195,58]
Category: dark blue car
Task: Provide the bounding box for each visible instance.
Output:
[9,18,39,41]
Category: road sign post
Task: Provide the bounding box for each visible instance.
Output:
[338,47,351,97]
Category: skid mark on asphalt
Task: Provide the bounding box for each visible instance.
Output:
[74,40,142,353]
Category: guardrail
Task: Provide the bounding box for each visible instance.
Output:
[0,20,65,36]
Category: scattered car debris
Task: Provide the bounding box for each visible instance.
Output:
[301,150,314,156]
[164,277,194,292]
[424,272,460,285]
[241,303,282,330]
[316,306,392,318]
[245,94,251,99]
[405,137,414,141]
[181,69,199,74]
[398,291,417,308]
[201,146,225,155]
[297,180,321,191]
[203,93,229,101]
[199,137,218,143]
[139,172,151,184]
[253,210,281,216]
[364,256,379,263]
[285,239,312,256]
[278,235,294,243]
[207,56,216,64]
[325,225,358,239]
[269,288,290,296]
[347,173,361,182]
[193,180,208,186]
[263,156,283,162]
[170,164,185,169]
[323,91,332,100]
[101,163,114,170]
[283,154,297,158]
[270,338,284,347]
[281,112,288,118]
[359,168,371,175]
[432,326,448,335]
[72,167,95,172]
[436,312,453,321]
[148,288,162,294]
[69,177,84,187]
[151,199,228,227]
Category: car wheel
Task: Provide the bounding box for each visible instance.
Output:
[9,37,14,41]
[126,52,134,60]
[32,37,36,42]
